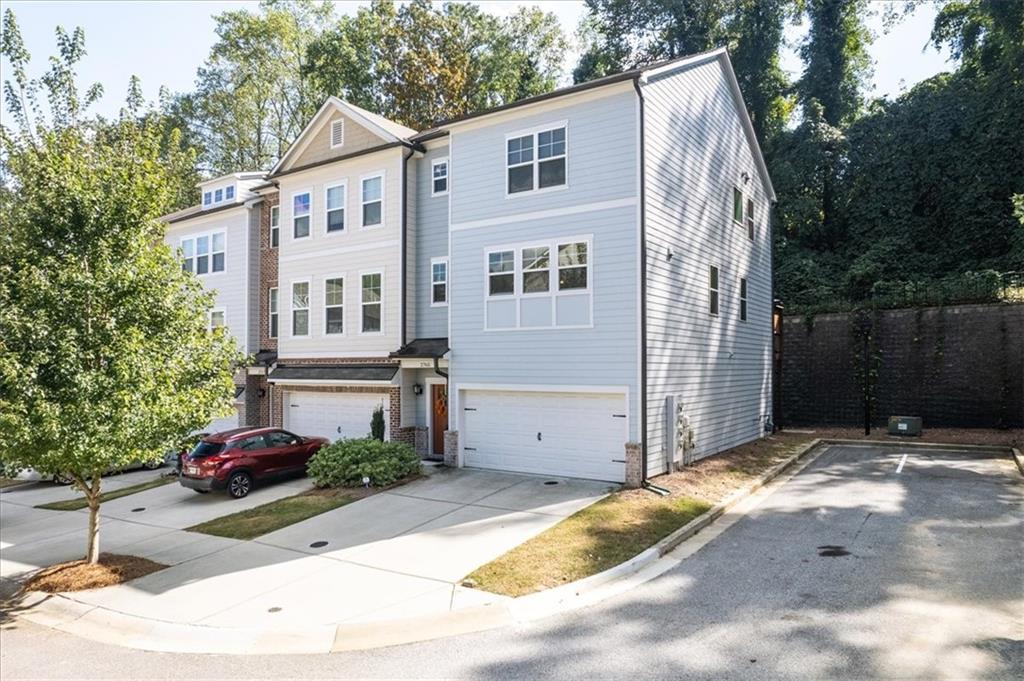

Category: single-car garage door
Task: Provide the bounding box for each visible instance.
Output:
[285,391,389,442]
[462,390,627,482]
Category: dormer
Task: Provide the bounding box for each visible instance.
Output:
[198,172,267,208]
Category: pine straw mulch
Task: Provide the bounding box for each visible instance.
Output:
[23,553,167,593]
[804,426,1023,449]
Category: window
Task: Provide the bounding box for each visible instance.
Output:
[209,309,225,330]
[521,246,550,294]
[292,281,310,336]
[330,119,344,148]
[214,188,223,203]
[431,159,448,195]
[266,430,300,447]
[225,185,235,200]
[211,231,225,272]
[488,251,514,296]
[558,242,588,290]
[268,287,278,338]
[270,206,280,247]
[507,125,566,195]
[203,192,212,206]
[733,187,744,223]
[181,239,195,273]
[739,277,748,322]
[237,435,266,451]
[361,175,383,227]
[746,198,754,240]
[325,277,344,334]
[431,258,448,305]
[195,235,209,275]
[325,183,345,233]
[293,192,311,239]
[709,265,720,316]
[361,273,382,333]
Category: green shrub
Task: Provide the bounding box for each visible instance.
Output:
[370,405,385,441]
[307,438,420,488]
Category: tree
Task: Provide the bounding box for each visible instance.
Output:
[304,0,567,131]
[797,0,872,128]
[0,11,242,563]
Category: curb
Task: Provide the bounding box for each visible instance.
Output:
[1012,448,1024,476]
[817,437,1014,454]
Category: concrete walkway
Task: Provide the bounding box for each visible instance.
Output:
[1,467,613,631]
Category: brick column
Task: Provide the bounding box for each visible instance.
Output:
[624,442,643,488]
[388,387,401,441]
[443,430,459,467]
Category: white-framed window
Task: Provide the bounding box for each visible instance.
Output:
[361,174,383,228]
[506,123,567,196]
[292,191,311,239]
[733,187,744,224]
[291,280,310,336]
[325,182,346,233]
[203,192,212,206]
[709,265,720,316]
[431,257,448,306]
[739,277,748,321]
[181,230,225,276]
[324,276,344,334]
[484,235,593,330]
[488,250,515,296]
[225,185,235,200]
[431,158,448,196]
[270,205,280,247]
[361,272,383,333]
[745,198,754,240]
[214,188,223,203]
[209,309,225,330]
[268,287,279,339]
[330,118,344,148]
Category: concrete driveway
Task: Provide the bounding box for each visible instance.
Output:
[3,467,613,628]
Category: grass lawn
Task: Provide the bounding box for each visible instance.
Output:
[465,432,817,597]
[35,476,175,511]
[186,487,359,540]
[0,477,29,489]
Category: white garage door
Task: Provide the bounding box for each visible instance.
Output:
[285,391,388,442]
[205,408,239,435]
[462,390,627,482]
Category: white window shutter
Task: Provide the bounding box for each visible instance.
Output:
[330,119,344,148]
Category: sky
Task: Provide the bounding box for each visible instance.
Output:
[0,0,952,122]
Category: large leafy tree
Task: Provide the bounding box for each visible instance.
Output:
[304,0,567,131]
[0,11,242,563]
[797,0,872,128]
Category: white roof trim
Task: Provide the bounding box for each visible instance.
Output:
[270,97,416,176]
[641,49,775,202]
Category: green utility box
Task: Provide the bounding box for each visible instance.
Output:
[888,415,922,436]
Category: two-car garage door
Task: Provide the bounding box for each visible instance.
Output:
[284,391,388,442]
[461,390,627,482]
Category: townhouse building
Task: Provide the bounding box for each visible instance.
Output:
[163,48,775,485]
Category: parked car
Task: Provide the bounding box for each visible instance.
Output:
[163,433,210,475]
[20,455,166,485]
[179,427,328,498]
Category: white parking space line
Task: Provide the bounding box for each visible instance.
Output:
[895,453,908,473]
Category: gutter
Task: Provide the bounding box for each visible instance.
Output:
[632,76,651,486]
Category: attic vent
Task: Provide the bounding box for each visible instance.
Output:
[330,119,344,148]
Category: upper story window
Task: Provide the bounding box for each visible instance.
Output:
[361,175,383,228]
[733,187,744,224]
[431,159,448,196]
[270,205,280,247]
[209,309,225,330]
[326,183,346,233]
[181,231,225,276]
[293,191,311,239]
[709,265,720,316]
[325,277,344,334]
[202,184,236,209]
[330,119,344,149]
[214,188,223,203]
[292,281,310,336]
[431,258,448,306]
[507,124,567,196]
[203,192,212,206]
[521,247,549,294]
[739,277,748,321]
[557,242,588,290]
[361,272,382,333]
[745,198,754,240]
[225,185,235,200]
[488,251,515,296]
[268,287,279,339]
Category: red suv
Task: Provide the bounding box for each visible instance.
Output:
[179,428,328,498]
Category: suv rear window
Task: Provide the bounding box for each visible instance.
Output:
[190,441,226,458]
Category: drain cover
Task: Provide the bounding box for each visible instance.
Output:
[310,540,328,548]
[131,507,145,513]
[817,545,850,557]
[544,481,559,486]
[268,607,282,613]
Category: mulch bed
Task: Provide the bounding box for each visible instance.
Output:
[801,426,1023,448]
[23,553,167,593]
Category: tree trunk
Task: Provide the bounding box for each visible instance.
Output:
[85,474,101,564]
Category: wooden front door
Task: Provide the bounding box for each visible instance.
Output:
[431,384,448,456]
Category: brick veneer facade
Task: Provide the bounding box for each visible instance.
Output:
[259,192,279,351]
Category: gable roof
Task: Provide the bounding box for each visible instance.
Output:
[269,97,418,176]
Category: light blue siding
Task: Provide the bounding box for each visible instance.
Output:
[450,87,637,226]
[449,203,640,442]
[642,58,773,474]
[413,145,450,339]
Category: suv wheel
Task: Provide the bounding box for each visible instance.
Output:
[142,459,163,470]
[227,471,252,499]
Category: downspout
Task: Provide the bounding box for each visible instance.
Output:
[632,76,654,490]
[400,147,414,347]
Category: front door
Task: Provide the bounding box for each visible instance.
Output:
[431,384,448,456]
